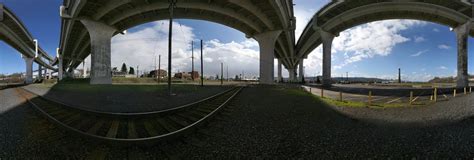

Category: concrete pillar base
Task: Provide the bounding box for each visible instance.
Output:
[23,57,33,84]
[277,59,283,82]
[298,59,304,83]
[80,19,117,85]
[254,30,282,84]
[288,68,296,82]
[38,65,43,80]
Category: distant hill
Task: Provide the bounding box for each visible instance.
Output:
[284,76,387,83]
[428,75,474,83]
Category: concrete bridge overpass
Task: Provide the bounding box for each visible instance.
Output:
[58,0,296,84]
[0,4,57,83]
[295,0,474,87]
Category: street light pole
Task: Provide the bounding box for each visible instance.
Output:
[221,62,223,85]
[191,41,194,81]
[200,39,204,87]
[158,55,161,83]
[167,0,176,95]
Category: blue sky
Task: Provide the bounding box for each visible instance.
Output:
[0,0,473,81]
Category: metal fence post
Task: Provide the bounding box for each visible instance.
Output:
[339,92,342,101]
[321,89,324,98]
[368,91,372,106]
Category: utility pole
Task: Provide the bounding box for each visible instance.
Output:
[158,55,161,83]
[398,68,401,83]
[221,62,223,85]
[137,65,139,78]
[226,65,229,82]
[154,54,157,78]
[200,39,204,87]
[191,41,194,81]
[168,0,176,95]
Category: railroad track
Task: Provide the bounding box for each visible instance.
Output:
[15,86,243,145]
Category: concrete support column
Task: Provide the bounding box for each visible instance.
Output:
[454,22,471,88]
[57,48,64,80]
[23,57,33,84]
[83,61,87,78]
[38,65,43,79]
[277,59,282,82]
[298,59,304,83]
[46,69,51,79]
[80,19,117,84]
[288,68,296,82]
[320,30,335,87]
[254,30,282,84]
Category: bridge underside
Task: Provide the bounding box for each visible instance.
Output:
[295,0,474,87]
[59,0,296,84]
[1,4,57,83]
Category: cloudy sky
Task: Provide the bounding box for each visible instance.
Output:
[0,0,473,81]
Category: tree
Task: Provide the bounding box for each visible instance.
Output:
[129,67,135,75]
[216,74,219,80]
[235,75,239,80]
[121,63,127,73]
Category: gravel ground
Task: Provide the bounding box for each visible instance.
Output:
[23,84,230,113]
[331,92,474,126]
[2,85,474,159]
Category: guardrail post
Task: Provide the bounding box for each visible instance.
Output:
[409,91,413,105]
[464,87,467,95]
[470,87,472,93]
[321,89,324,98]
[339,92,342,101]
[368,91,372,106]
[309,88,312,93]
[434,88,437,102]
[454,89,457,97]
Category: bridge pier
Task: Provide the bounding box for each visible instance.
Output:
[57,48,63,80]
[254,30,282,84]
[288,68,296,82]
[298,59,304,83]
[277,59,283,82]
[80,19,117,84]
[320,30,335,87]
[454,21,471,88]
[23,57,33,84]
[38,65,42,80]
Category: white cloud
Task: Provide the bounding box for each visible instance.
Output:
[414,36,425,43]
[294,8,317,41]
[439,66,447,70]
[96,21,262,78]
[433,28,440,32]
[438,44,451,49]
[410,49,428,57]
[331,20,426,69]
